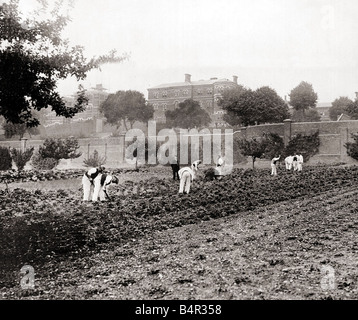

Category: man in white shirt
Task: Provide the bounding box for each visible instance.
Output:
[82,166,105,201]
[297,154,304,172]
[285,155,293,170]
[178,160,201,194]
[271,155,280,176]
[93,174,119,201]
[216,154,224,167]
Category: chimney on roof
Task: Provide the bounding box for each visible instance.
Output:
[233,75,238,84]
[210,77,218,80]
[185,74,191,82]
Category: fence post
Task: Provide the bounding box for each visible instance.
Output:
[283,119,292,147]
[20,138,28,152]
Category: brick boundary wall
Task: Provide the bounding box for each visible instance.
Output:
[2,119,358,169]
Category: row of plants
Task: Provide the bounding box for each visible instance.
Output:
[2,165,358,287]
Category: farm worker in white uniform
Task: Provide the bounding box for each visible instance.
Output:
[82,166,105,201]
[216,154,224,176]
[297,154,304,172]
[271,155,280,176]
[292,155,299,171]
[216,154,224,167]
[92,174,119,202]
[285,155,293,170]
[178,160,201,194]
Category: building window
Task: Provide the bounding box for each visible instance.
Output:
[183,89,189,95]
[154,91,159,99]
[207,88,213,94]
[162,91,168,98]
[162,103,167,111]
[197,89,202,95]
[174,90,180,97]
[174,101,179,108]
[153,104,159,110]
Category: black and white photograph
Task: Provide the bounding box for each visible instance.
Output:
[1,0,358,308]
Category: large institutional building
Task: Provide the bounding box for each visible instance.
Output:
[43,84,109,127]
[147,74,239,127]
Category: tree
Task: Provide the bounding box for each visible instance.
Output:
[263,132,285,160]
[329,97,354,121]
[345,133,358,160]
[289,81,318,116]
[0,1,128,127]
[38,137,82,164]
[219,86,247,126]
[291,107,321,122]
[219,86,289,126]
[165,99,211,129]
[0,146,12,170]
[237,137,268,169]
[284,131,320,161]
[254,86,290,124]
[345,100,358,120]
[100,90,154,130]
[3,122,39,139]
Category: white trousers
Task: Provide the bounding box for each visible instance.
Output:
[82,174,104,201]
[297,162,303,172]
[179,171,191,194]
[271,164,278,176]
[293,161,298,171]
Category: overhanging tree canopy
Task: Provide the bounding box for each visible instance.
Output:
[0,0,128,127]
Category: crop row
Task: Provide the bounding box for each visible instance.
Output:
[1,165,358,287]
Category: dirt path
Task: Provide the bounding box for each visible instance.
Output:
[8,185,358,300]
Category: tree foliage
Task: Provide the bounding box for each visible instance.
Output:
[344,133,358,160]
[100,90,154,130]
[165,99,211,129]
[3,122,39,139]
[0,0,128,127]
[0,146,12,170]
[345,100,358,120]
[263,132,285,160]
[289,81,318,112]
[10,146,34,171]
[329,96,354,121]
[237,137,268,169]
[284,131,320,161]
[291,108,321,122]
[83,149,106,167]
[219,86,289,126]
[38,137,82,161]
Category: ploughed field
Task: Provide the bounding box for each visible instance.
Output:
[1,165,358,299]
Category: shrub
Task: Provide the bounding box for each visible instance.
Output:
[10,147,34,171]
[344,133,358,160]
[31,151,59,170]
[39,137,82,161]
[284,131,320,161]
[0,147,12,171]
[83,149,106,167]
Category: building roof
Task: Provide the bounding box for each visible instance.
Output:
[148,78,236,90]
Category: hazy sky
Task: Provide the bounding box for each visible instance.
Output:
[18,0,358,103]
